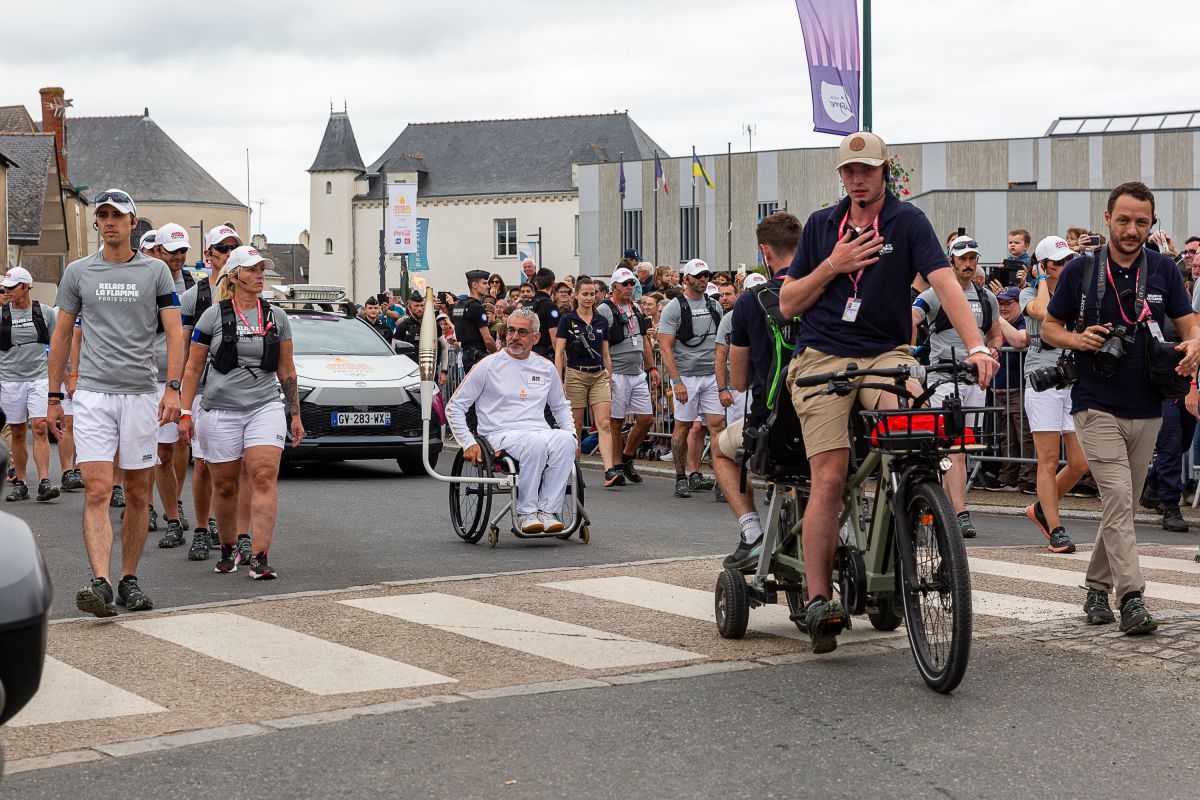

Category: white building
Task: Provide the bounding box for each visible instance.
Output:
[307,110,664,299]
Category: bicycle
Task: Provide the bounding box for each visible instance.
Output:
[714,360,996,694]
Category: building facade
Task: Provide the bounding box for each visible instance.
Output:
[579,112,1200,273]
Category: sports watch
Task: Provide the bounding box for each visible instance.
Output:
[167,380,182,392]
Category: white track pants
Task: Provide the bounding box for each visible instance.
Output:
[489,429,576,515]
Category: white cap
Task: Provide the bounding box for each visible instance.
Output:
[154,222,190,252]
[948,235,981,258]
[705,282,719,296]
[2,267,33,288]
[94,188,137,216]
[205,225,242,250]
[138,230,158,250]
[1035,235,1075,263]
[224,245,274,274]
[743,273,768,290]
[683,258,711,277]
[611,267,637,284]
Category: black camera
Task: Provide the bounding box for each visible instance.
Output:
[1093,324,1134,378]
[566,327,596,361]
[1028,353,1080,392]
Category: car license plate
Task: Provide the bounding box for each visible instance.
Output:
[331,411,391,427]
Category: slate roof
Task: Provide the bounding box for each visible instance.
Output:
[359,112,665,199]
[0,134,55,244]
[259,242,310,283]
[0,105,36,134]
[65,115,246,208]
[308,112,365,173]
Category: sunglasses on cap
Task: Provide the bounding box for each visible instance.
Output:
[950,240,979,252]
[94,190,133,205]
[210,243,237,254]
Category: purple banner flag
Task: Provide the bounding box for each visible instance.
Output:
[794,0,861,135]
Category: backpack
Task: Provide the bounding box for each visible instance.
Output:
[931,284,993,335]
[210,298,281,375]
[601,298,648,346]
[0,301,50,352]
[751,285,800,413]
[673,294,722,347]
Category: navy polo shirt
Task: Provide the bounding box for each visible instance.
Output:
[1046,246,1192,419]
[730,271,790,424]
[787,192,947,357]
[556,310,609,370]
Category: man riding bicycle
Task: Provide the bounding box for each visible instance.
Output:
[779,131,998,653]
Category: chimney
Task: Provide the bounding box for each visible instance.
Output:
[39,87,68,180]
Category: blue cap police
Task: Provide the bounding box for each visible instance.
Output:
[465,269,490,283]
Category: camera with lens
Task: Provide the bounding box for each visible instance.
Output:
[1027,353,1080,392]
[566,327,596,361]
[1093,324,1134,378]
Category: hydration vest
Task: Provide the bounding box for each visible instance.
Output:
[0,301,50,352]
[673,295,722,347]
[751,285,800,413]
[195,278,213,321]
[210,299,281,375]
[931,284,993,335]
[601,298,648,346]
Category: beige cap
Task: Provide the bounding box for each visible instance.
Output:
[836,131,888,170]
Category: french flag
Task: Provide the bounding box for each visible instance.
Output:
[655,152,669,196]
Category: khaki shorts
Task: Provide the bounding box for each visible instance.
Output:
[786,346,916,457]
[717,416,744,460]
[564,368,612,409]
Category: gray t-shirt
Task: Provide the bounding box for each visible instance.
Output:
[0,302,56,382]
[154,274,188,383]
[715,311,734,380]
[913,283,998,371]
[194,301,292,411]
[1020,285,1061,378]
[1191,279,1200,312]
[595,301,645,375]
[55,251,179,394]
[658,294,721,377]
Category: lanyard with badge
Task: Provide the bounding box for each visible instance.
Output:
[233,298,273,337]
[616,302,638,339]
[837,209,879,322]
[1104,253,1156,339]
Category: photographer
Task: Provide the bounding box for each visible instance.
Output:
[1042,182,1200,635]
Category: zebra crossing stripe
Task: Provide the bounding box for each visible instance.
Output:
[1046,552,1200,576]
[968,557,1200,605]
[120,612,455,695]
[970,590,1081,622]
[7,657,166,727]
[340,593,703,669]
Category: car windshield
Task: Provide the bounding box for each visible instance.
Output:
[288,314,395,356]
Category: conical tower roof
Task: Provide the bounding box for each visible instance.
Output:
[308,111,365,173]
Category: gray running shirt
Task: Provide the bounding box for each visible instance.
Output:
[658,294,721,377]
[913,283,998,370]
[194,301,292,411]
[595,301,645,375]
[0,303,56,381]
[1020,285,1060,378]
[154,274,188,382]
[715,311,734,382]
[55,252,179,394]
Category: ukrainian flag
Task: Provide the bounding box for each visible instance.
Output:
[692,147,715,190]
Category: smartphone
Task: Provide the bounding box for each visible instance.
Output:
[1082,235,1100,246]
[957,226,967,237]
[988,261,1019,286]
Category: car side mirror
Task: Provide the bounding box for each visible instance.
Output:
[393,340,416,357]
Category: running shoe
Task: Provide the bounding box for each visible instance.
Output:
[188,528,211,560]
[147,504,159,533]
[110,485,126,507]
[116,576,154,611]
[75,577,118,618]
[603,467,626,487]
[1047,527,1076,553]
[516,513,544,534]
[158,519,186,548]
[804,596,847,654]
[713,483,726,503]
[1119,595,1157,635]
[673,477,691,498]
[620,460,643,485]
[722,537,762,568]
[1025,502,1050,538]
[61,470,84,492]
[5,481,28,502]
[957,512,977,539]
[1083,587,1115,625]
[215,544,237,574]
[688,471,714,491]
[1018,481,1037,495]
[247,552,277,580]
[176,501,190,531]
[235,535,253,569]
[975,472,1009,492]
[539,512,564,533]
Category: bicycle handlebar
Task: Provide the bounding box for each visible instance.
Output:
[793,360,979,390]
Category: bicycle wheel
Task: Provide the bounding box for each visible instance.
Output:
[449,449,492,544]
[894,479,972,693]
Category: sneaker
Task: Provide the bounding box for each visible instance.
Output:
[539,512,564,533]
[147,504,159,533]
[517,513,544,534]
[1161,503,1189,533]
[620,460,643,485]
[1025,502,1051,538]
[208,517,219,544]
[723,537,762,568]
[235,535,253,568]
[1119,595,1158,635]
[61,470,84,492]
[804,596,847,654]
[688,471,714,491]
[5,481,28,502]
[215,544,237,574]
[157,519,186,548]
[187,528,211,561]
[1047,527,1076,553]
[110,485,126,507]
[975,473,1008,492]
[75,577,118,618]
[603,467,626,488]
[116,576,154,611]
[1067,481,1099,498]
[673,477,692,498]
[247,552,277,580]
[1083,587,1116,625]
[658,450,673,462]
[957,513,977,539]
[176,501,190,531]
[713,483,726,503]
[1018,481,1038,495]
[1140,482,1160,511]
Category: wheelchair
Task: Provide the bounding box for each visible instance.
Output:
[448,433,591,548]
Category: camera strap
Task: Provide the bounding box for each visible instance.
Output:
[1102,247,1150,328]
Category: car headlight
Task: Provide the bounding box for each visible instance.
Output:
[297,384,315,402]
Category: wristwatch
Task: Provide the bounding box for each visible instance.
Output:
[166,380,182,392]
[48,391,65,400]
[966,345,991,358]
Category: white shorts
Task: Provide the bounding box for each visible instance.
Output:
[155,383,179,445]
[61,384,73,416]
[73,389,160,470]
[932,381,986,429]
[1024,385,1075,433]
[610,372,652,417]
[196,402,286,464]
[1,377,48,424]
[674,373,723,423]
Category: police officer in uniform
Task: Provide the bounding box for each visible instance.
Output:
[450,270,498,373]
[528,268,560,360]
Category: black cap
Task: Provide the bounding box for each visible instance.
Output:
[623,248,639,260]
[465,269,490,283]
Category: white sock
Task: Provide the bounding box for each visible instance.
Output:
[738,512,763,544]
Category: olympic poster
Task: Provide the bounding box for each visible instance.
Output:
[386,182,418,255]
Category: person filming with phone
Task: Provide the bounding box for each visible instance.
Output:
[1041,181,1200,636]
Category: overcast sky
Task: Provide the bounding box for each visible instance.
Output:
[4,0,1197,244]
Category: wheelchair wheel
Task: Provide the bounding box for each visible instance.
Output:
[449,448,493,544]
[556,462,586,537]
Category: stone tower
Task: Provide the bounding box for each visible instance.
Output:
[307,110,365,290]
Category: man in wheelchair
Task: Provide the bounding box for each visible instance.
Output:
[445,307,576,534]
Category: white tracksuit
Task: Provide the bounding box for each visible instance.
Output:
[446,350,576,515]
